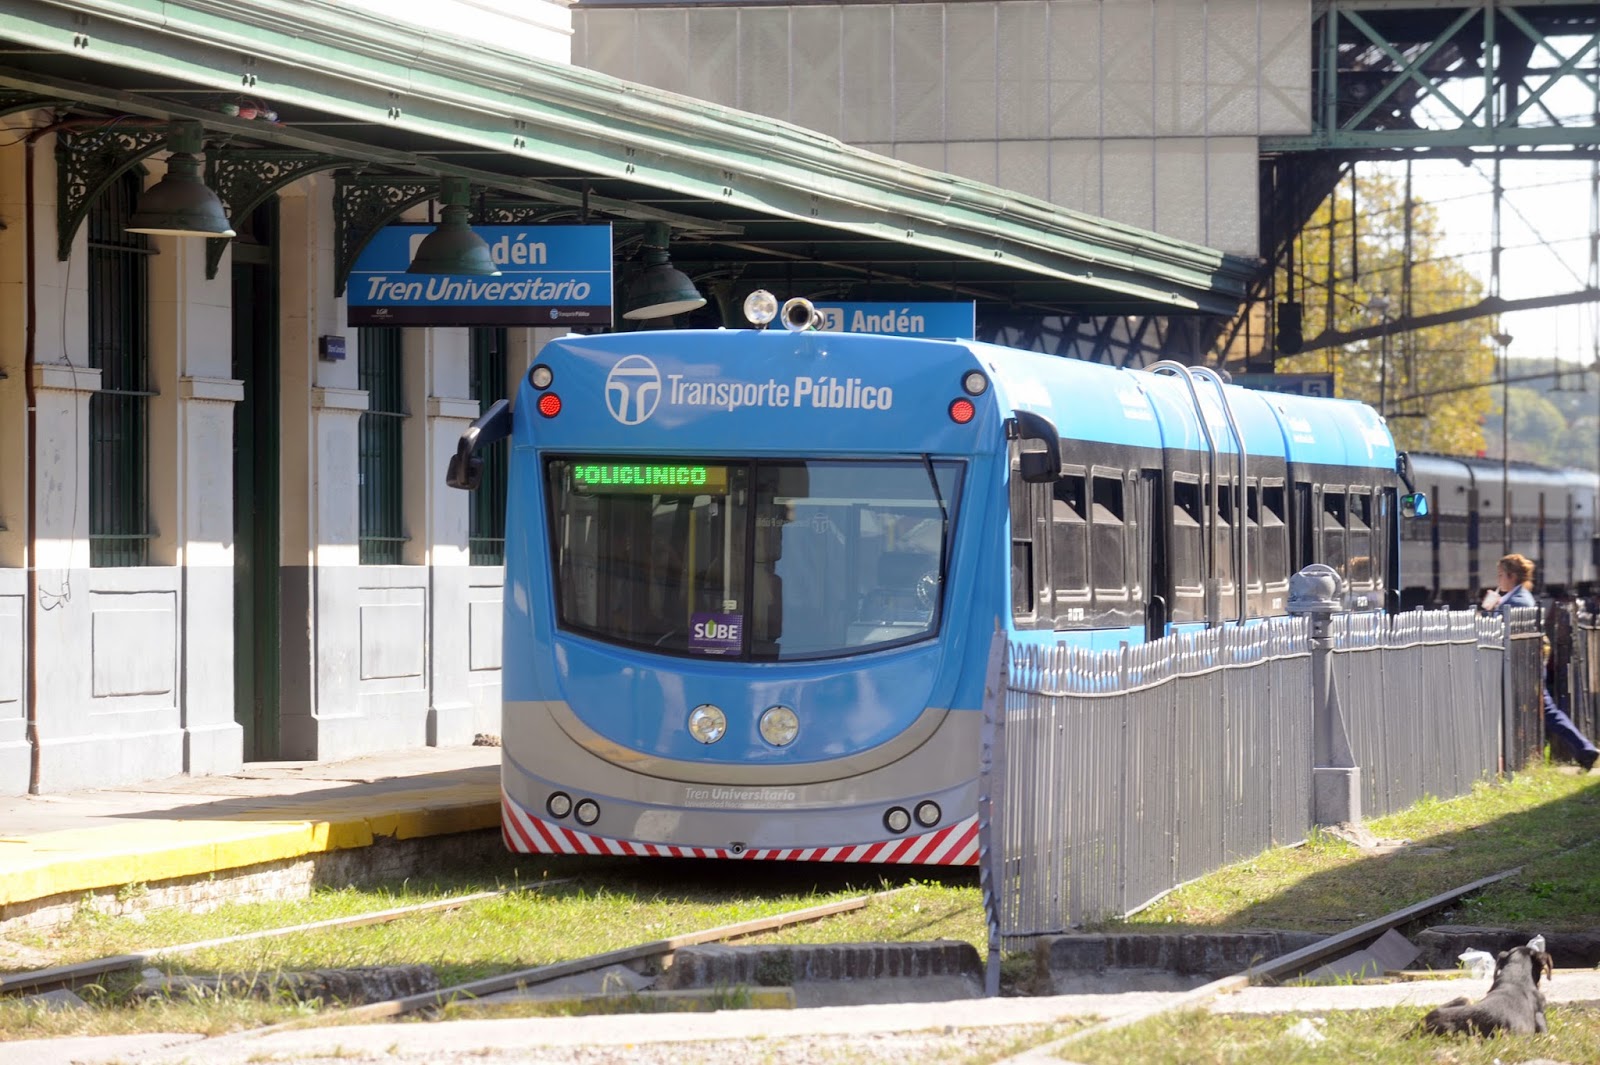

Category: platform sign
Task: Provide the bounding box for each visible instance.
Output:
[809,301,976,340]
[347,224,613,327]
[1233,373,1336,398]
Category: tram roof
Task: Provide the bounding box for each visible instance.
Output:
[0,0,1255,318]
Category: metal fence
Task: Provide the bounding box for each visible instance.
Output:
[1560,606,1600,751]
[983,618,1314,946]
[1502,605,1549,773]
[1332,610,1505,818]
[981,607,1512,961]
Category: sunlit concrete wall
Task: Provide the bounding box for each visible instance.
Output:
[334,0,576,63]
[573,0,1314,258]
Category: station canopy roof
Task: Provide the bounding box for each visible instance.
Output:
[0,0,1257,319]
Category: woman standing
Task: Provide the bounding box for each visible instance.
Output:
[1486,553,1599,772]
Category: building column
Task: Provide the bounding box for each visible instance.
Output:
[0,123,33,789]
[146,196,245,775]
[408,327,480,746]
[278,173,366,760]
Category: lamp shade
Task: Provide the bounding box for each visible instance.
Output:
[407,177,500,277]
[126,122,235,238]
[622,224,705,320]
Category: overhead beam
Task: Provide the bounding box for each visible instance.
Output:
[1298,289,1600,353]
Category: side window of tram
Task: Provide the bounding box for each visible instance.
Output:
[1347,490,1374,588]
[1091,475,1127,600]
[1214,480,1235,603]
[1250,482,1290,613]
[1169,477,1204,623]
[1049,472,1089,626]
[1010,460,1035,620]
[1321,489,1348,575]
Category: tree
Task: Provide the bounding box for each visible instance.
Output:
[1487,386,1568,466]
[1273,170,1498,456]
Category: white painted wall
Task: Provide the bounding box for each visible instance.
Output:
[0,146,515,792]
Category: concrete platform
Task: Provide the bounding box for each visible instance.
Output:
[0,746,503,931]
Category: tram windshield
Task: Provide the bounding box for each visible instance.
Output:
[547,458,962,660]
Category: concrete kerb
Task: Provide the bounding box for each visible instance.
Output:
[0,785,502,932]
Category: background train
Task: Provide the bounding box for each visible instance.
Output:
[1398,453,1600,608]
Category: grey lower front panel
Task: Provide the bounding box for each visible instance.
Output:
[502,699,981,852]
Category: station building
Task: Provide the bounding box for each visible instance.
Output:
[0,0,1252,794]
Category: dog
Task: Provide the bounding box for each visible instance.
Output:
[1419,945,1555,1036]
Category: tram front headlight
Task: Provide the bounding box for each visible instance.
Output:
[688,704,727,744]
[759,706,800,747]
[546,792,573,819]
[914,800,942,828]
[884,807,912,834]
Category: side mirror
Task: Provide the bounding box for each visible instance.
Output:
[445,398,512,491]
[1009,410,1061,484]
[1400,492,1429,519]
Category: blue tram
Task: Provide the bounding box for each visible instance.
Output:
[449,299,1412,865]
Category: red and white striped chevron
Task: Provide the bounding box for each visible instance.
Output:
[501,792,979,865]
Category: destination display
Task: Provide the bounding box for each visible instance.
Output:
[571,463,729,495]
[347,224,614,327]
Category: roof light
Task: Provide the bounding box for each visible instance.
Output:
[948,398,975,424]
[743,290,778,327]
[538,393,562,418]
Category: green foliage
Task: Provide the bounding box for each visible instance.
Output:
[1274,171,1497,456]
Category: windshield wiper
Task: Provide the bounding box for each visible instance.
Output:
[920,454,949,594]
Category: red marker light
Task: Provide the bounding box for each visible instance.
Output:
[948,398,976,424]
[538,392,562,418]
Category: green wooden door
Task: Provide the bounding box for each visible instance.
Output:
[232,202,280,761]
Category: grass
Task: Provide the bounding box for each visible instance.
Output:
[2,767,1596,1044]
[1119,765,1600,933]
[0,858,979,1040]
[1066,1005,1600,1064]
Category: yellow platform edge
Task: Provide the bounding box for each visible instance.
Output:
[0,787,501,907]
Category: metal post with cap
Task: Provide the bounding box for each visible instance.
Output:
[1288,564,1361,826]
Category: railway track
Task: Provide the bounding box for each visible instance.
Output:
[0,884,562,997]
[318,888,900,1025]
[2,879,907,1024]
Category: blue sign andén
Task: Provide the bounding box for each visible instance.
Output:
[347,224,614,327]
[808,301,975,340]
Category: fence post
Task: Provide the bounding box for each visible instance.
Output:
[1288,564,1361,826]
[978,626,1008,998]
